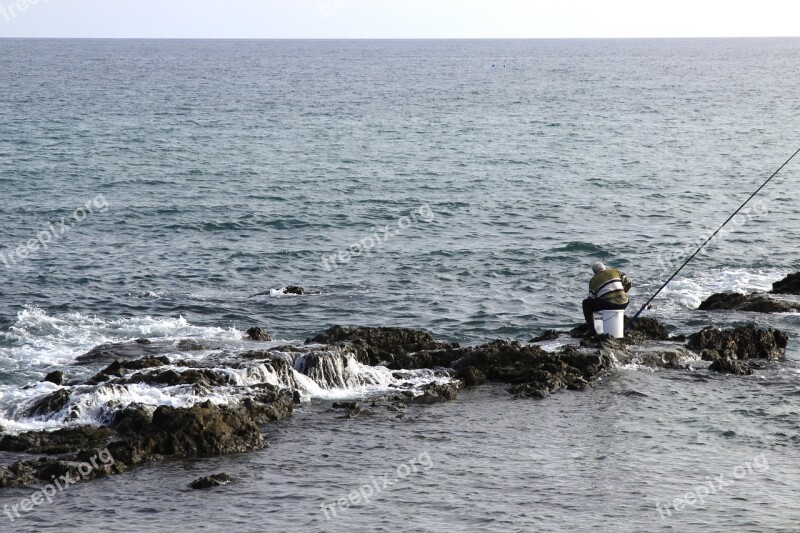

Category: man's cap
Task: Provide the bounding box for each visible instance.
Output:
[591,261,606,274]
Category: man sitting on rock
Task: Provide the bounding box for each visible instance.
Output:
[582,261,633,336]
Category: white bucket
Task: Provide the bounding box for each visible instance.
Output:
[602,310,625,338]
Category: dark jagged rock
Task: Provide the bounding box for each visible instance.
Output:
[26,388,71,417]
[283,285,306,295]
[190,472,233,489]
[409,382,460,404]
[771,272,800,295]
[687,325,788,361]
[239,386,294,424]
[148,401,265,456]
[569,323,590,338]
[570,317,670,344]
[331,401,359,410]
[86,356,171,385]
[109,403,154,437]
[456,365,487,387]
[709,358,753,375]
[76,340,168,365]
[625,316,670,341]
[306,325,457,366]
[43,371,65,385]
[122,368,231,388]
[389,346,468,371]
[530,330,560,343]
[0,426,112,455]
[0,461,37,487]
[392,340,610,399]
[245,327,272,342]
[105,401,269,468]
[251,286,317,297]
[698,292,800,313]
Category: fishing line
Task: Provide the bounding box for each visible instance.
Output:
[625,146,800,332]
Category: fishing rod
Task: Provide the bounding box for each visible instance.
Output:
[625,146,800,333]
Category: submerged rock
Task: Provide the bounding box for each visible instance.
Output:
[190,472,233,489]
[530,330,560,343]
[251,286,317,297]
[771,272,800,295]
[687,324,788,361]
[698,292,800,313]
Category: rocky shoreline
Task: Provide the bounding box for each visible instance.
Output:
[1,275,797,491]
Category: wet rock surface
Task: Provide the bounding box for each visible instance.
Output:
[2,315,792,492]
[245,327,272,341]
[771,272,800,295]
[687,324,788,361]
[530,330,560,343]
[87,356,171,385]
[709,358,753,375]
[43,371,65,385]
[306,325,457,366]
[190,472,233,489]
[698,292,800,313]
[0,426,113,455]
[407,382,460,404]
[624,316,671,342]
[26,388,72,418]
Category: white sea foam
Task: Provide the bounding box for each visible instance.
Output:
[656,268,787,310]
[0,311,456,433]
[0,306,246,368]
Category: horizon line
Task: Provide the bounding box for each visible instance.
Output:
[1,35,799,40]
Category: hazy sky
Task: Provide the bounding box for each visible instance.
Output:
[1,0,799,39]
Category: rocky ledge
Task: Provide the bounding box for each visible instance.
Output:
[0,387,293,488]
[771,272,800,295]
[698,292,800,313]
[0,317,790,490]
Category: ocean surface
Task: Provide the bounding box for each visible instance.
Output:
[1,38,800,532]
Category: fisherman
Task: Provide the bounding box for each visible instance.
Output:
[583,261,632,336]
